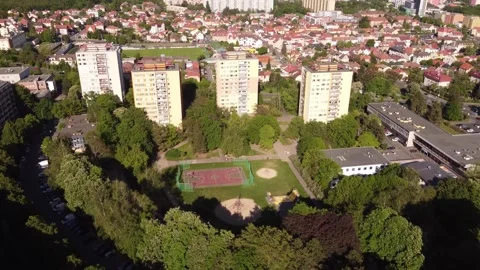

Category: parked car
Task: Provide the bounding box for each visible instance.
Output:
[387,146,396,150]
[466,128,475,133]
[62,214,76,224]
[391,137,400,142]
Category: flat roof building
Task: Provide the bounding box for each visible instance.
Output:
[54,114,96,153]
[18,74,57,94]
[323,147,390,176]
[76,43,125,101]
[299,63,352,123]
[368,102,480,173]
[215,51,258,115]
[0,66,30,84]
[0,81,18,128]
[403,161,453,186]
[131,57,182,127]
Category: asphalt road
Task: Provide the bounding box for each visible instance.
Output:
[18,127,129,269]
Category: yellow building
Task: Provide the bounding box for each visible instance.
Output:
[463,16,480,29]
[302,0,336,12]
[215,51,258,115]
[299,63,353,123]
[131,58,182,127]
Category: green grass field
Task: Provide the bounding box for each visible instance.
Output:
[181,159,307,208]
[122,48,205,59]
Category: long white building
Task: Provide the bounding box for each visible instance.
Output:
[208,0,274,12]
[76,43,125,101]
[298,63,352,123]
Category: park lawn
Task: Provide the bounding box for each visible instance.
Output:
[122,48,205,59]
[181,159,307,208]
[165,143,195,161]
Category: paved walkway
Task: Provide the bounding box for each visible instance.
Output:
[157,140,317,201]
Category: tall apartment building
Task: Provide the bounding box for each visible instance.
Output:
[0,81,18,128]
[298,63,352,123]
[471,0,480,6]
[215,51,258,115]
[302,0,336,12]
[208,0,274,12]
[131,58,182,127]
[76,43,125,101]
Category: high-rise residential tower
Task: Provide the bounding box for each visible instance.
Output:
[298,63,352,123]
[76,43,125,101]
[215,51,258,115]
[302,0,336,12]
[207,0,274,12]
[131,58,182,127]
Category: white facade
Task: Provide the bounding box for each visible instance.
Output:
[208,0,274,12]
[298,64,352,123]
[76,43,125,101]
[341,164,385,176]
[215,52,258,115]
[0,67,30,84]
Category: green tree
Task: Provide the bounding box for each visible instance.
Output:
[281,43,286,55]
[40,28,56,43]
[366,39,375,48]
[205,1,211,13]
[246,115,280,144]
[284,116,304,139]
[365,75,393,96]
[359,208,424,270]
[33,99,54,120]
[256,47,268,55]
[357,131,380,148]
[302,149,341,189]
[137,208,234,269]
[233,224,296,269]
[221,114,249,156]
[116,107,154,155]
[259,125,276,149]
[266,59,271,70]
[115,144,149,176]
[408,90,427,116]
[289,202,321,216]
[326,115,359,148]
[358,16,370,28]
[408,67,424,84]
[297,135,326,160]
[444,101,464,121]
[152,123,181,152]
[25,215,58,235]
[426,101,443,124]
[1,121,23,146]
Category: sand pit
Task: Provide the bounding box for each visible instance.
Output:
[215,198,261,226]
[256,168,277,179]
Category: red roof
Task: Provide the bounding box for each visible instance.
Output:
[424,71,451,83]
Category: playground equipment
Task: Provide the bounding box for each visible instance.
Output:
[266,188,300,208]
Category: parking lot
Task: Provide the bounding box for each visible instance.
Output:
[19,127,133,270]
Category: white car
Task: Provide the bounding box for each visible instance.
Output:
[466,128,475,133]
[391,137,400,142]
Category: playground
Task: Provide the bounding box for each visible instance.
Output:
[180,159,307,208]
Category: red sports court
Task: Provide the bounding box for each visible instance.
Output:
[182,167,246,188]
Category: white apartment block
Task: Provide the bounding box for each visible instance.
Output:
[302,0,336,12]
[208,0,274,12]
[131,58,183,127]
[76,43,125,101]
[215,51,258,115]
[298,63,352,123]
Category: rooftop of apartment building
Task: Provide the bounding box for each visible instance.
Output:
[54,114,96,139]
[19,74,53,82]
[0,66,29,75]
[77,42,118,52]
[213,51,256,61]
[303,62,352,73]
[132,57,178,72]
[322,147,390,167]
